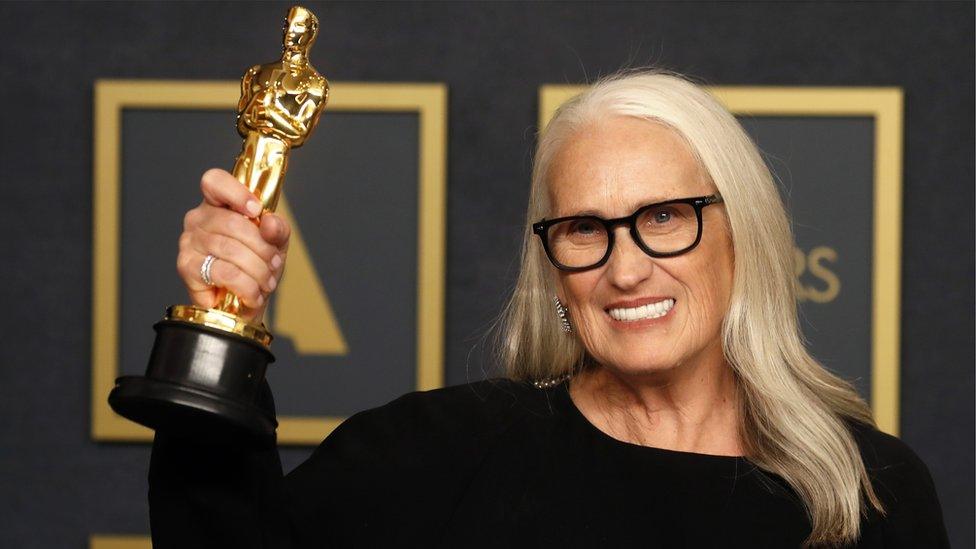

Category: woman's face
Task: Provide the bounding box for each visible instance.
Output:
[548,117,734,377]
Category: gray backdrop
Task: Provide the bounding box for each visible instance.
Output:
[0,2,972,548]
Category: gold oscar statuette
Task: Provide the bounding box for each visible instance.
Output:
[109,5,329,438]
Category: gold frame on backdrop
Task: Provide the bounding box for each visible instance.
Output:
[91,80,447,445]
[541,85,904,436]
[89,536,150,549]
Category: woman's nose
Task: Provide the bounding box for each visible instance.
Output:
[604,227,655,290]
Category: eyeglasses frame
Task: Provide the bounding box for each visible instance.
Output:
[532,194,725,272]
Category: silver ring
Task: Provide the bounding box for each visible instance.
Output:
[200,254,217,286]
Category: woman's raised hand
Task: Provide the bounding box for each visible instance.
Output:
[177,168,291,323]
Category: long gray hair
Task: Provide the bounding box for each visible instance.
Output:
[497,70,883,546]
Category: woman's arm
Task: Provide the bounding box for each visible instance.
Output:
[148,383,296,548]
[147,168,295,547]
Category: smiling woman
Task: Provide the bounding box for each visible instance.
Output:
[149,70,949,548]
[498,71,947,545]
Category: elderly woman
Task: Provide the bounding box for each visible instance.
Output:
[151,72,948,547]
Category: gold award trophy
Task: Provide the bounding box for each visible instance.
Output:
[109,5,328,438]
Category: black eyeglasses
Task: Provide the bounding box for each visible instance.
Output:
[532,194,724,272]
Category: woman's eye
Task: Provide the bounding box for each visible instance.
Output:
[569,220,601,235]
[653,210,672,224]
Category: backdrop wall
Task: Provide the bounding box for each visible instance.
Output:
[0,2,972,547]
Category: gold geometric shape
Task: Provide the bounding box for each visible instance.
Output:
[270,197,348,355]
[539,84,903,436]
[92,80,447,445]
[89,535,150,549]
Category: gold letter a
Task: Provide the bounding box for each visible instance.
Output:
[267,197,348,355]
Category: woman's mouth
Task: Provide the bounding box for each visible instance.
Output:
[607,298,676,322]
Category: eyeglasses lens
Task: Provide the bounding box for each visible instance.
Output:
[547,202,699,268]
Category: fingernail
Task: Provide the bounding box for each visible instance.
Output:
[245,200,262,217]
[256,295,265,307]
[271,254,282,269]
[268,276,277,291]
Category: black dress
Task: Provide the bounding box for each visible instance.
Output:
[148,379,949,548]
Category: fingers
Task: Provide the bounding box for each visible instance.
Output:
[177,249,268,310]
[176,245,219,309]
[180,213,277,295]
[197,233,277,294]
[193,205,280,264]
[176,168,292,319]
[259,213,291,252]
[199,168,263,218]
[208,257,266,309]
[178,208,281,311]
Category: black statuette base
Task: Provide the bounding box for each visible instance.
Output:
[108,319,277,439]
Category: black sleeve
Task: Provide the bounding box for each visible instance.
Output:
[875,445,950,548]
[275,380,525,546]
[148,383,295,548]
[853,422,951,548]
[145,383,449,548]
[147,379,527,547]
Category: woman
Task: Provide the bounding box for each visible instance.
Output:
[153,71,948,547]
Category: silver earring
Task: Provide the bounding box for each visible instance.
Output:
[554,296,572,333]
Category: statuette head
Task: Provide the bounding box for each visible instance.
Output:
[283,5,318,55]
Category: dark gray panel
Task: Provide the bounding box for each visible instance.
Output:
[740,117,874,398]
[266,113,419,416]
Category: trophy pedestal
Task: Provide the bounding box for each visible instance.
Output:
[109,315,277,439]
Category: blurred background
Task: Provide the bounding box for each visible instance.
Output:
[0,1,972,547]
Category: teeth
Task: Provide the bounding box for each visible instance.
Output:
[608,299,675,322]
